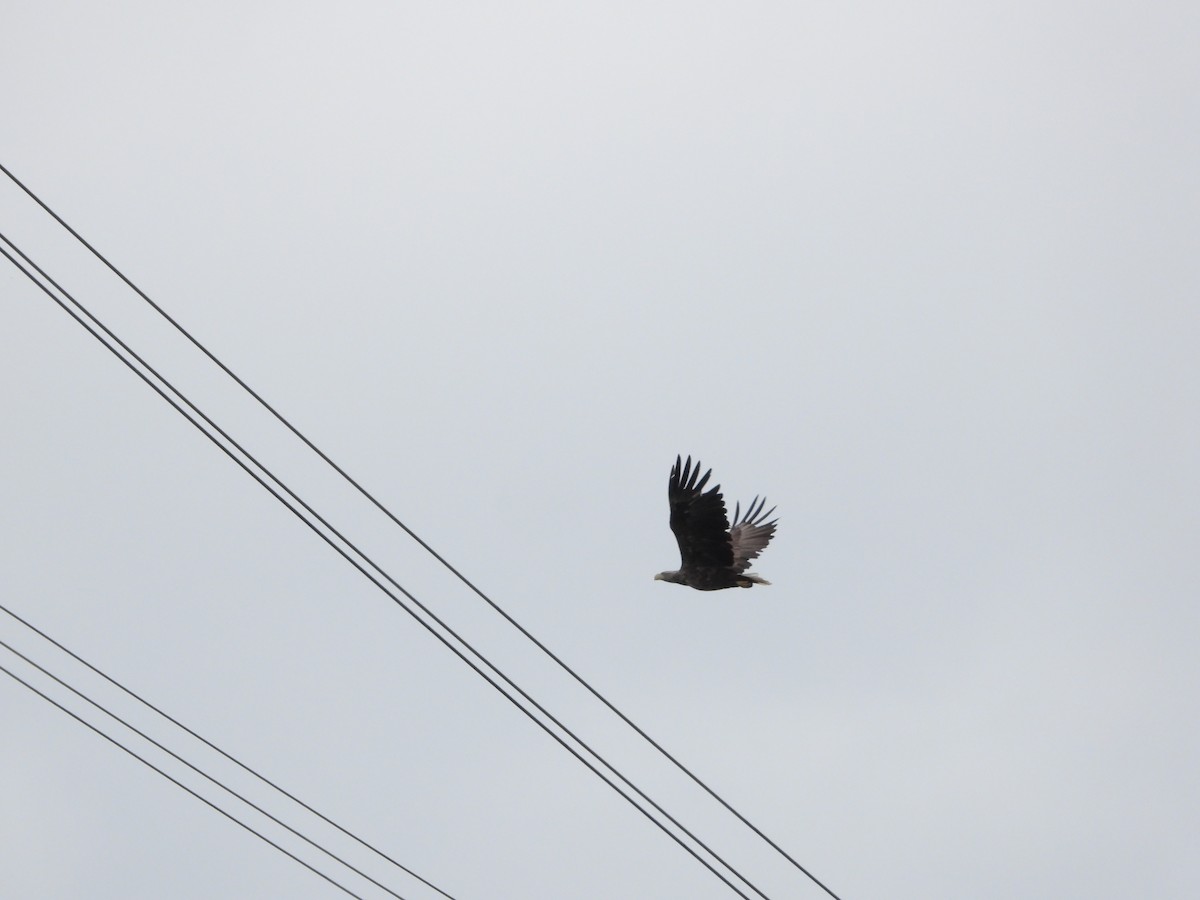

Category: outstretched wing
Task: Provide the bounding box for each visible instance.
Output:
[729,495,778,573]
[668,455,734,569]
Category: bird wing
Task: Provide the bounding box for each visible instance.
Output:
[668,455,734,568]
[729,495,778,573]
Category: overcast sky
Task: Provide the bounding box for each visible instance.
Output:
[2,2,1198,898]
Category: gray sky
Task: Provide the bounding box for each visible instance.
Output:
[2,2,1198,897]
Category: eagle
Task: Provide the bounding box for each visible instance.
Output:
[654,455,778,590]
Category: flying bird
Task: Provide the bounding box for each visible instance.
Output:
[654,455,778,590]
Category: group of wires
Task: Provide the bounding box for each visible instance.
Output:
[0,162,842,900]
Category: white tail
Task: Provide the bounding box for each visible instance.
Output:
[739,573,771,587]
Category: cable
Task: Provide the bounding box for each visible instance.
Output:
[1,235,762,899]
[0,633,436,900]
[0,160,841,900]
[3,230,764,898]
[0,659,369,900]
[0,639,416,899]
[6,164,850,897]
[0,602,455,899]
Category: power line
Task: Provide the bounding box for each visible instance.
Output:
[0,636,416,900]
[0,603,456,900]
[0,234,764,899]
[0,160,842,900]
[0,659,370,900]
[3,229,765,898]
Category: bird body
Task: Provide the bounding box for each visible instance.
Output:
[654,455,778,590]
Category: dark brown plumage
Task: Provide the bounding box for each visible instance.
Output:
[654,455,778,590]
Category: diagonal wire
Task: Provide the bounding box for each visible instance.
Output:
[0,160,842,900]
[0,602,454,898]
[0,633,430,900]
[0,659,369,900]
[0,235,762,900]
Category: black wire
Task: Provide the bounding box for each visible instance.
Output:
[0,160,841,900]
[0,235,760,900]
[0,659,368,900]
[0,602,455,900]
[3,227,765,900]
[0,634,422,900]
